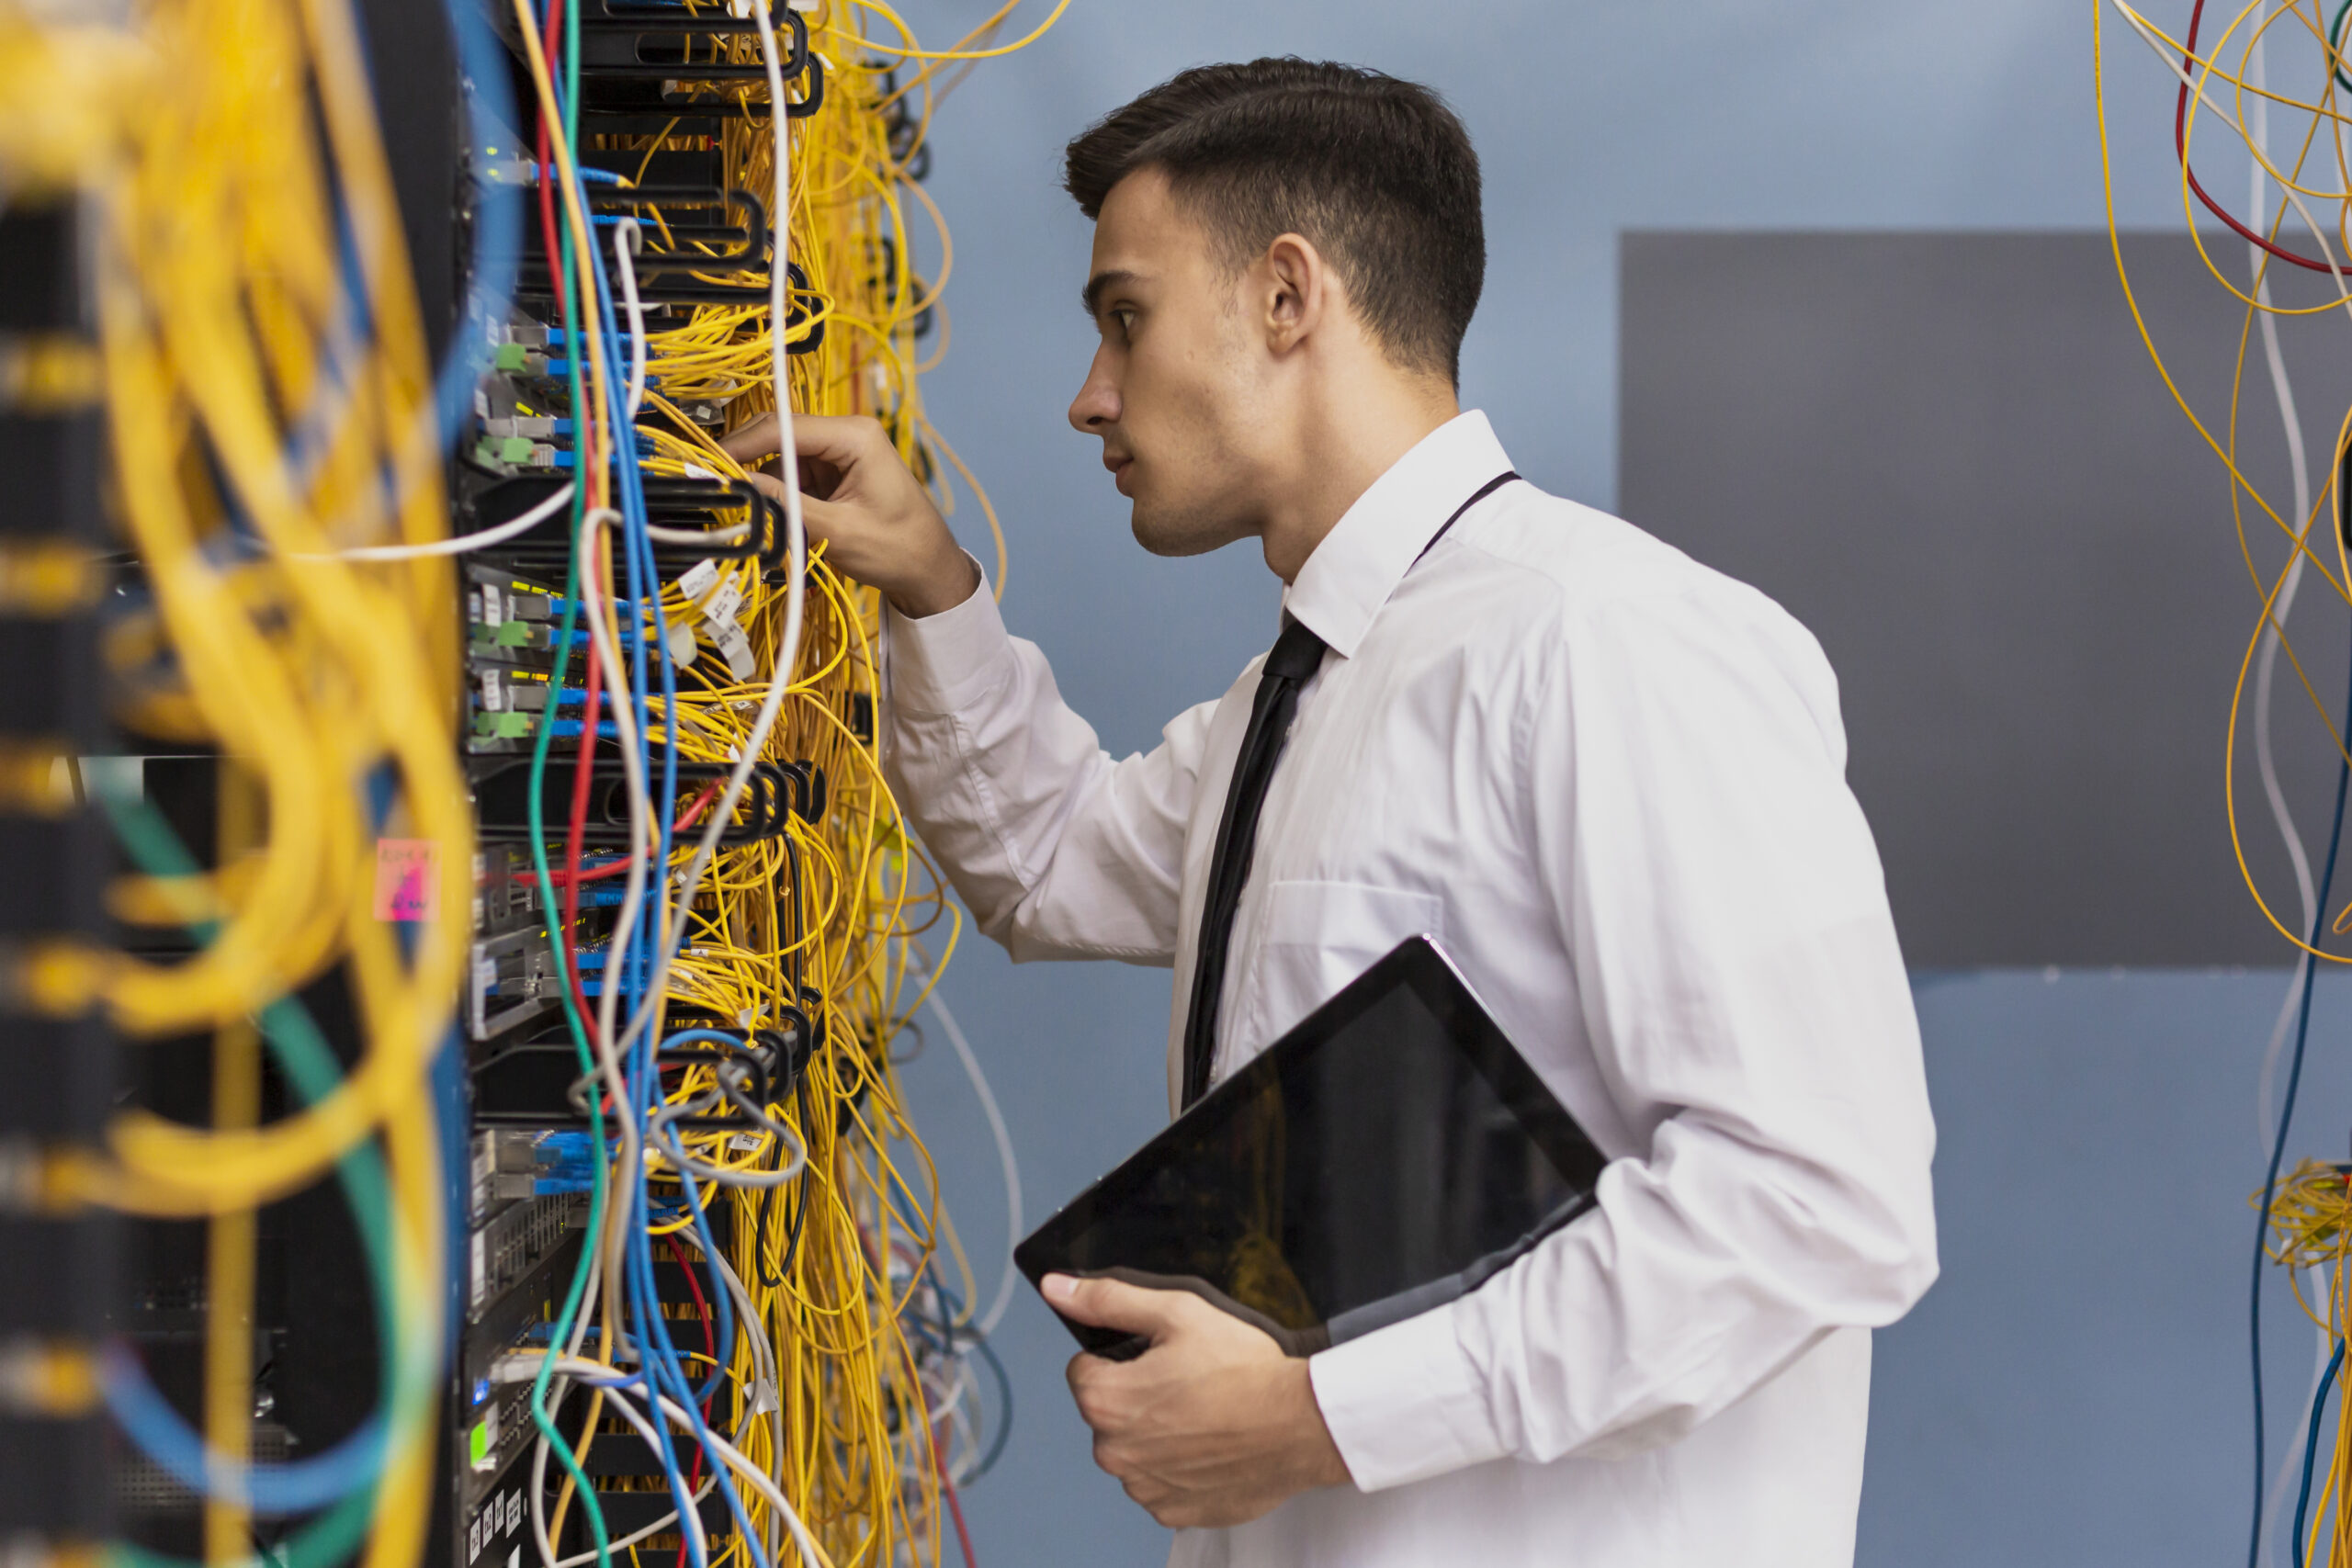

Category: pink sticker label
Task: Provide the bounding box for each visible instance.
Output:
[374,839,440,921]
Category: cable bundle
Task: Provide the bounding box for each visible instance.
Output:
[0,5,476,1568]
[2100,6,2352,1566]
[2267,1162,2352,1565]
[0,2,1061,1568]
[491,5,1059,1568]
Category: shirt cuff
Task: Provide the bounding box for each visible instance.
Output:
[882,556,1006,716]
[1307,1299,1510,1493]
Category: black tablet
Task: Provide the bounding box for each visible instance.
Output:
[1015,934,1608,1359]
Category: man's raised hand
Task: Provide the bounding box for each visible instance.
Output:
[718,412,979,618]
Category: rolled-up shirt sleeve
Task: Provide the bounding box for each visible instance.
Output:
[1310,584,1939,1489]
[883,570,1214,966]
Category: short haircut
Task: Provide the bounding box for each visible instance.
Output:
[1063,58,1484,386]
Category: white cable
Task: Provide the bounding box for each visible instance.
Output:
[2242,14,2322,1158]
[648,1089,808,1186]
[519,1236,730,1568]
[606,0,807,1075]
[299,479,576,561]
[711,1249,787,1565]
[514,1372,713,1568]
[528,1410,715,1568]
[912,960,1022,1337]
[646,522,751,546]
[2247,19,2318,938]
[579,504,657,1306]
[615,219,649,421]
[2238,26,2333,1566]
[501,1356,830,1568]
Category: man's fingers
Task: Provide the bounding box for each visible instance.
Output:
[716,412,778,464]
[741,472,844,534]
[719,411,886,468]
[1042,1273,1193,1337]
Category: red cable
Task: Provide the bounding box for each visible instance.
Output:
[545,783,722,886]
[665,1234,719,1568]
[537,0,603,1042]
[934,1425,978,1568]
[2172,0,2337,274]
[560,632,602,1034]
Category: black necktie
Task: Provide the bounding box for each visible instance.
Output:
[1177,468,1521,1108]
[1179,613,1328,1108]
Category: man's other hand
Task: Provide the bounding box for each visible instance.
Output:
[1046,1272,1353,1530]
[718,412,979,618]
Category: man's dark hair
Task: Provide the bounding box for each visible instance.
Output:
[1063,58,1484,386]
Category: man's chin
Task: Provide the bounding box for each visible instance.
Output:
[1130,502,1245,559]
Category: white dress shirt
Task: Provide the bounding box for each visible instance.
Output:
[882,410,1939,1568]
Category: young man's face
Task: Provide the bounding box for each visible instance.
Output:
[1069,166,1272,558]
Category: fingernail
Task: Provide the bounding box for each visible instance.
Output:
[1043,1273,1077,1304]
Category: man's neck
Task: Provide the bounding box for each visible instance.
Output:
[1259,377,1462,583]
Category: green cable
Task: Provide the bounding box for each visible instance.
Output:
[521,524,618,1568]
[94,789,405,1568]
[2333,0,2352,95]
[516,2,616,1560]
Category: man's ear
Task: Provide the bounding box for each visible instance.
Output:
[1261,231,1329,357]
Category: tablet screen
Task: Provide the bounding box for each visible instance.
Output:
[1016,937,1606,1356]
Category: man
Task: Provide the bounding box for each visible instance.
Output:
[724,57,1938,1568]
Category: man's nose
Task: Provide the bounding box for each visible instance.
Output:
[1069,346,1120,434]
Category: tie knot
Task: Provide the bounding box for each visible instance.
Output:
[1265,615,1327,682]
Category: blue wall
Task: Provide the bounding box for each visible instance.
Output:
[867,1,2311,1561]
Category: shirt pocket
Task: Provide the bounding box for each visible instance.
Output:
[1242,880,1446,1054]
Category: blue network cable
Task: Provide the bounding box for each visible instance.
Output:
[904,1269,1015,1482]
[431,0,524,446]
[98,0,511,1500]
[536,59,759,1568]
[2294,1339,2346,1568]
[2252,633,2352,1568]
[88,795,401,1517]
[529,21,798,1564]
[102,1352,387,1517]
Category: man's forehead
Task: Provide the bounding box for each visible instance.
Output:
[1084,173,1209,308]
[1093,167,1206,259]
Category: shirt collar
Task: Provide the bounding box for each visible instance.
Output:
[1281,409,1515,660]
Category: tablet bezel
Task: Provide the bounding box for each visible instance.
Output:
[1014,934,1607,1354]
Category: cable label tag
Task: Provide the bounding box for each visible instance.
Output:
[374,839,440,921]
[704,577,744,627]
[675,558,720,603]
[711,617,755,682]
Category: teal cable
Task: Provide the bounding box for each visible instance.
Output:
[521,3,616,1560]
[95,788,401,1568]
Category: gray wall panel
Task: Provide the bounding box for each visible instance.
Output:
[1621,231,2352,966]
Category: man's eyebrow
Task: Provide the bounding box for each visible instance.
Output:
[1081,268,1140,320]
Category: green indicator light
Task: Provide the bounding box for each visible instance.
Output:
[468,1418,491,1466]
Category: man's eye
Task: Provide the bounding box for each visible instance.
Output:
[1113,309,1136,335]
